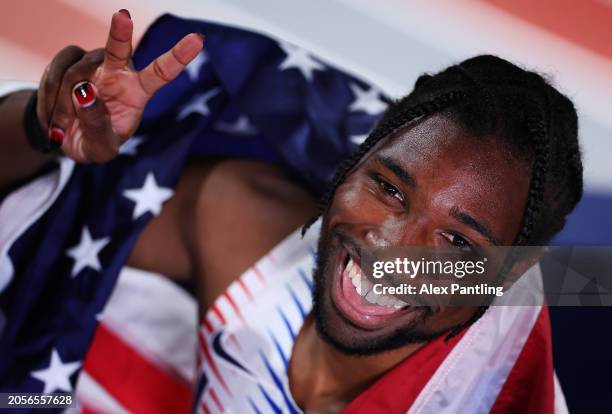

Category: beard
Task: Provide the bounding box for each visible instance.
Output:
[310,225,451,356]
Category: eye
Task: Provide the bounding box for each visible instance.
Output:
[370,173,404,204]
[442,232,472,252]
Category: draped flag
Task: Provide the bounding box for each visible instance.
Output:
[0,14,566,414]
[0,13,390,405]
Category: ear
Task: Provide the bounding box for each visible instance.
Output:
[502,246,548,290]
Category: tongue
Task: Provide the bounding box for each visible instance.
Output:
[341,264,402,317]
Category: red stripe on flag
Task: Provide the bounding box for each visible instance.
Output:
[483,0,612,61]
[490,306,555,414]
[342,328,466,413]
[198,331,232,397]
[81,403,103,414]
[83,323,192,414]
[201,401,211,414]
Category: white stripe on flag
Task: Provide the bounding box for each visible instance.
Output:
[408,264,546,414]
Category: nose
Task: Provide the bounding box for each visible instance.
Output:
[362,217,431,248]
[364,229,388,248]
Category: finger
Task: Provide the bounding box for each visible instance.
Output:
[49,50,104,144]
[138,32,204,96]
[38,45,85,129]
[102,9,133,71]
[37,64,50,127]
[71,81,119,163]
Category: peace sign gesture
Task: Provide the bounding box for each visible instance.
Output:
[37,10,204,162]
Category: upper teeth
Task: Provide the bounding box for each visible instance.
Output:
[344,257,407,309]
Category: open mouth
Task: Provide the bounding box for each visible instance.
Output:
[331,244,419,330]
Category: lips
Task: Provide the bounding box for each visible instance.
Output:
[330,243,419,330]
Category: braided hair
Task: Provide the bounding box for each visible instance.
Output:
[303,55,584,334]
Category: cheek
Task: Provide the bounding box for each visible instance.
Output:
[327,181,404,242]
[328,181,379,226]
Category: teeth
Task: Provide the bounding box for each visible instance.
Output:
[364,290,378,304]
[380,295,395,307]
[350,272,362,295]
[361,277,373,296]
[344,256,407,309]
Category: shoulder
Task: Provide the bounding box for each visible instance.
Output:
[128,158,316,293]
[180,159,317,308]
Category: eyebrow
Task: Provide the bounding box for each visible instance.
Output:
[375,155,416,188]
[449,206,500,245]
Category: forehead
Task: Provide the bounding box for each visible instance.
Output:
[366,113,531,242]
[374,113,524,170]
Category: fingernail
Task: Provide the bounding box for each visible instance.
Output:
[49,127,64,147]
[73,81,96,108]
[196,33,205,41]
[118,9,131,18]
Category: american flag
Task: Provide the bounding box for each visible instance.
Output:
[0,13,389,408]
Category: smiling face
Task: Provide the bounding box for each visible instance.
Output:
[312,113,533,354]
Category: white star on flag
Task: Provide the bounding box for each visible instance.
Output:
[214,115,258,135]
[177,87,221,120]
[278,42,325,81]
[350,134,369,145]
[31,349,81,394]
[185,50,208,82]
[66,227,110,278]
[123,172,174,220]
[118,135,145,156]
[349,83,387,115]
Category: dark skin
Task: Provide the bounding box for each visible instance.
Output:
[287,116,532,412]
[317,115,531,339]
[0,10,541,414]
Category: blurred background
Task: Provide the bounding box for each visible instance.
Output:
[2,0,610,412]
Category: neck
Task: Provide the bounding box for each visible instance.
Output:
[289,315,424,411]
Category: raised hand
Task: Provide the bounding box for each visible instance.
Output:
[37,9,204,162]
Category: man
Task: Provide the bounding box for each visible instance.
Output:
[0,10,581,413]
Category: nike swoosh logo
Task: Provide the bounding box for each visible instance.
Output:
[212,330,252,375]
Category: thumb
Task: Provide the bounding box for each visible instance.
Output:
[71,81,120,163]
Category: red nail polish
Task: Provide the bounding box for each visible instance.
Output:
[49,127,64,146]
[74,82,96,108]
[118,9,131,18]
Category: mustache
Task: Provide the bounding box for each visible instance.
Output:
[333,229,370,261]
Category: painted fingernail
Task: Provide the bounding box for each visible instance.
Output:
[49,127,64,147]
[118,9,131,18]
[73,81,96,108]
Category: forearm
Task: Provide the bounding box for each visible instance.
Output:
[0,89,54,194]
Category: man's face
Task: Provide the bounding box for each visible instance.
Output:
[312,113,532,355]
